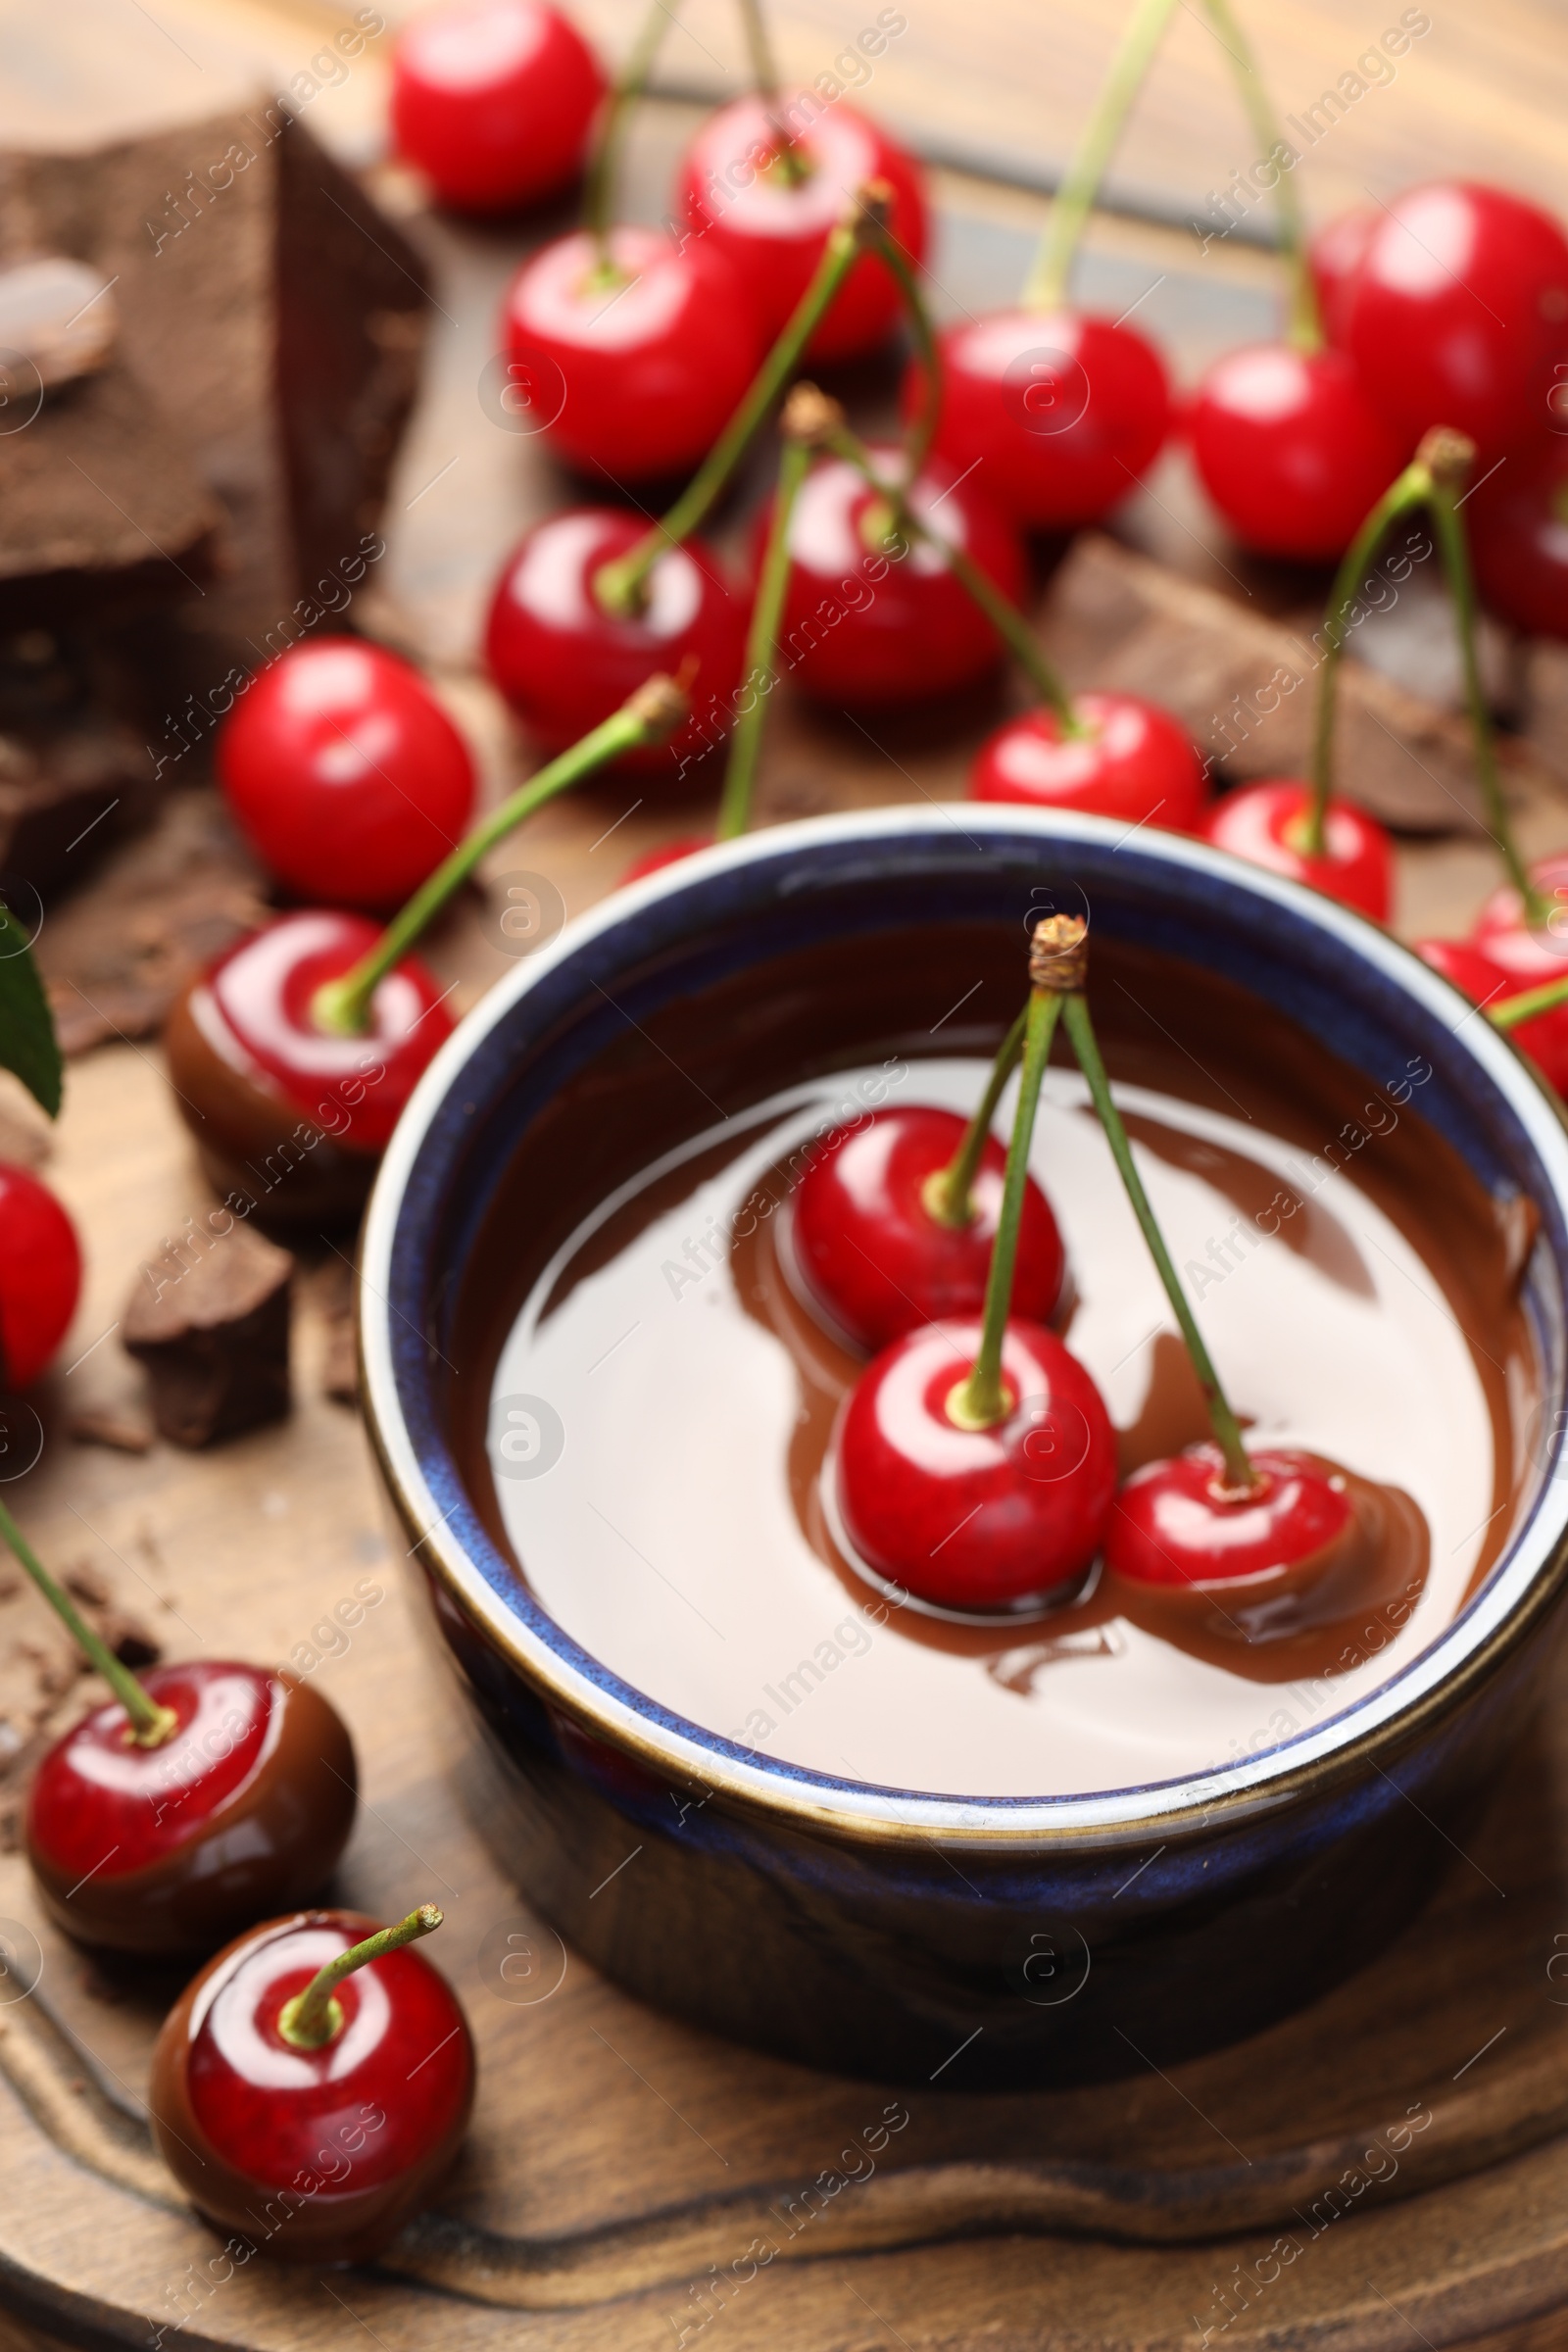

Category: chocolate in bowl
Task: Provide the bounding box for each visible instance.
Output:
[359,808,1568,2085]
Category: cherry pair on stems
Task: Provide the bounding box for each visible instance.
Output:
[812,914,1367,1620]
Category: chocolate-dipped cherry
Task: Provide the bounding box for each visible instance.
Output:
[0,1162,80,1385]
[792,1012,1063,1353]
[1346,181,1568,460]
[834,918,1115,1614]
[218,639,476,910]
[151,1903,473,2264]
[169,678,688,1220]
[391,0,606,216]
[10,1500,357,1957]
[970,692,1206,831]
[904,0,1173,528]
[1470,443,1568,639]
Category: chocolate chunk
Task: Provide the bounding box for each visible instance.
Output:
[0,257,118,391]
[122,1223,294,1447]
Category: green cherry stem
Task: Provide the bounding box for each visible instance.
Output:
[314,675,686,1037]
[278,1905,444,2050]
[714,398,817,842]
[583,0,682,271]
[1025,0,1180,312]
[1200,0,1320,352]
[947,985,1062,1429]
[826,422,1086,733]
[734,0,808,181]
[0,1496,175,1746]
[922,1004,1029,1229]
[1041,921,1257,1490]
[593,188,892,619]
[1489,975,1568,1029]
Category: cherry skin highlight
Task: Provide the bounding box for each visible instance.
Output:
[26,1664,357,1957]
[1346,180,1568,459]
[1104,1443,1351,1587]
[390,0,606,215]
[502,226,760,481]
[1189,345,1406,561]
[1202,781,1394,922]
[219,640,476,910]
[0,1164,80,1387]
[484,511,748,777]
[906,308,1170,530]
[150,1908,474,2265]
[969,692,1208,830]
[791,1106,1064,1355]
[776,444,1025,706]
[834,1317,1116,1613]
[675,96,928,362]
[1415,934,1568,1092]
[1470,444,1568,638]
[1310,207,1377,347]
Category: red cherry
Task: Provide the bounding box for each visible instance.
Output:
[169,911,457,1159]
[908,308,1170,529]
[150,1908,474,2265]
[968,691,1208,830]
[834,1317,1116,1612]
[502,226,761,481]
[620,833,713,884]
[1188,345,1405,561]
[484,510,747,775]
[1104,1443,1350,1585]
[776,445,1025,706]
[390,0,605,215]
[791,1106,1064,1354]
[219,640,476,910]
[0,1164,79,1387]
[1346,181,1568,459]
[1470,443,1568,637]
[1415,933,1568,1090]
[1310,208,1377,348]
[1201,780,1394,921]
[674,96,928,362]
[26,1663,357,1957]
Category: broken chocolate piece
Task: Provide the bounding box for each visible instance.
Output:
[122,1223,294,1447]
[0,257,118,390]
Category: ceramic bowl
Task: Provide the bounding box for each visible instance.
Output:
[360,808,1568,2086]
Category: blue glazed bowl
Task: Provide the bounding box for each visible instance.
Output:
[359,808,1568,2086]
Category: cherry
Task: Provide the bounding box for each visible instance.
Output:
[1416,934,1568,1091]
[1107,1444,1350,1588]
[150,1905,474,2265]
[27,1662,357,1959]
[484,510,747,775]
[834,1316,1116,1611]
[620,834,713,884]
[674,96,927,363]
[1346,181,1568,459]
[1470,443,1568,638]
[218,639,477,910]
[0,1163,80,1387]
[1189,344,1406,561]
[390,0,606,215]
[501,226,761,482]
[969,691,1207,830]
[1201,780,1394,922]
[791,1105,1063,1354]
[1310,208,1377,347]
[776,444,1025,706]
[164,911,456,1222]
[906,309,1171,530]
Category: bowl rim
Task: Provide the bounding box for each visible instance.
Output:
[359,804,1568,1850]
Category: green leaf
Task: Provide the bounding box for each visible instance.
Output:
[0,904,62,1118]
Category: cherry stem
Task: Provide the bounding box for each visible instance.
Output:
[1200,0,1321,353]
[583,0,681,269]
[825,424,1086,733]
[715,424,812,841]
[277,1904,444,2050]
[948,987,1062,1428]
[593,191,889,619]
[734,0,808,183]
[314,675,686,1037]
[1050,945,1257,1490]
[1025,0,1180,312]
[923,1004,1028,1228]
[0,1496,175,1746]
[1489,975,1568,1029]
